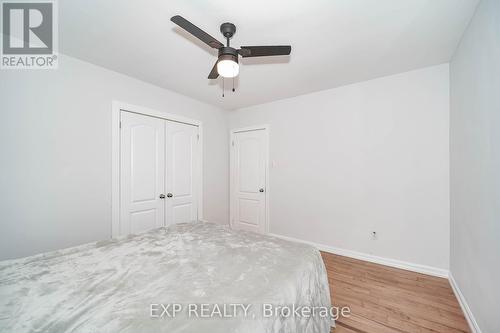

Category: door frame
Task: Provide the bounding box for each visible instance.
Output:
[111,101,203,238]
[229,125,270,234]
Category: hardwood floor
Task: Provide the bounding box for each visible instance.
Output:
[321,252,470,333]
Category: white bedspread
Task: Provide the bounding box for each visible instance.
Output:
[0,222,332,332]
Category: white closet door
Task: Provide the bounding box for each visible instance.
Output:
[165,121,199,225]
[231,129,267,233]
[120,111,165,235]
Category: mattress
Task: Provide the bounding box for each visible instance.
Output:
[0,222,332,332]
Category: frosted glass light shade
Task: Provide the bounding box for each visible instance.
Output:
[217,59,239,78]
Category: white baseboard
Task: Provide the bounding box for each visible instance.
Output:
[449,272,482,333]
[268,233,449,278]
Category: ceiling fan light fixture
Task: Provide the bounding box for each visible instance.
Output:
[217,54,239,78]
[170,15,291,84]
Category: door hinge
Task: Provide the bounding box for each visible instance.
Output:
[119,121,122,129]
[232,141,234,147]
[197,134,199,140]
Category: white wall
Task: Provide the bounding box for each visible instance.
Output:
[450,0,500,331]
[229,64,450,270]
[0,55,229,260]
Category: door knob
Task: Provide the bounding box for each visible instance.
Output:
[259,188,265,193]
[159,194,165,199]
[167,193,173,198]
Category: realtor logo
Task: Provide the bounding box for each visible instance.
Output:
[1,0,58,69]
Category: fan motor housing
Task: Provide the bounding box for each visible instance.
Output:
[218,46,238,58]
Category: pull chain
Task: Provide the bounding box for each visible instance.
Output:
[222,78,225,97]
[232,76,235,92]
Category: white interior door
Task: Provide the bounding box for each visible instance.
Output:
[120,111,165,235]
[165,121,199,225]
[231,128,267,233]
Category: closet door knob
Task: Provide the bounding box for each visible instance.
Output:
[167,193,173,198]
[159,194,165,199]
[259,188,265,193]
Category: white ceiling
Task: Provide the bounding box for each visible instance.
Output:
[60,0,478,110]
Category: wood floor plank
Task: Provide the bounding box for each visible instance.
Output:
[323,252,470,333]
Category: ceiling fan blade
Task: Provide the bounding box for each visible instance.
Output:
[238,45,291,57]
[171,15,224,49]
[208,61,219,79]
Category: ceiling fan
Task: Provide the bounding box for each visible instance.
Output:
[170,15,292,80]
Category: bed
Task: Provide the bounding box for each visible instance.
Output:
[0,222,332,332]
